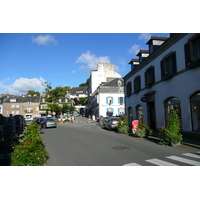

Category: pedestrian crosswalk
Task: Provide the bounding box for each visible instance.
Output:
[123,151,200,166]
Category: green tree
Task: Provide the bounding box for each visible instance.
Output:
[79,77,90,87]
[43,82,70,103]
[27,90,40,96]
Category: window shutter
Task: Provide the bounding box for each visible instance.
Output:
[106,97,108,104]
[112,97,114,104]
[118,108,120,115]
[171,51,177,74]
[118,97,120,104]
[184,42,191,67]
[160,59,165,77]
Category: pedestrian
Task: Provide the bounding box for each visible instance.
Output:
[92,114,95,122]
[71,115,75,123]
[88,115,91,123]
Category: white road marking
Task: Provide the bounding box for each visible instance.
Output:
[123,163,141,166]
[166,156,200,166]
[182,153,200,159]
[146,158,178,166]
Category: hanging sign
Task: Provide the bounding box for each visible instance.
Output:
[141,96,148,102]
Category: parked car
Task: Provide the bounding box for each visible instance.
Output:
[103,117,121,131]
[102,117,110,127]
[42,118,57,128]
[35,118,46,125]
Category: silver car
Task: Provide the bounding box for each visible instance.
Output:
[103,117,120,131]
[42,118,57,128]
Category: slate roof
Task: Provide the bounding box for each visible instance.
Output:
[4,96,41,103]
[68,87,88,95]
[102,78,124,87]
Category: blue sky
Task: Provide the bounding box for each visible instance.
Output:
[0,33,169,95]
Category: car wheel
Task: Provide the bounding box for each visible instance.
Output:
[108,126,111,131]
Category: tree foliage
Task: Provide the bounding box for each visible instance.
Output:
[27,90,40,96]
[43,82,70,103]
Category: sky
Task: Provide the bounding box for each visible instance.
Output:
[0,33,170,95]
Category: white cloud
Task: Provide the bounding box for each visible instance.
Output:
[71,70,76,73]
[76,51,111,71]
[139,33,151,41]
[0,77,46,95]
[127,44,140,55]
[32,35,57,46]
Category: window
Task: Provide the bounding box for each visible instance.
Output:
[106,108,113,116]
[118,108,124,115]
[145,66,155,87]
[118,97,124,104]
[136,105,143,120]
[161,52,177,80]
[11,105,15,108]
[128,107,133,126]
[164,97,182,128]
[184,34,200,69]
[134,76,141,93]
[126,81,132,97]
[16,104,20,108]
[106,97,113,105]
[191,91,200,131]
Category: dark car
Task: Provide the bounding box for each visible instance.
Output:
[36,118,46,124]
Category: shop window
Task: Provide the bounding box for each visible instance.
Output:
[184,34,200,69]
[145,66,155,87]
[126,81,132,97]
[191,91,200,131]
[136,105,143,120]
[161,52,177,80]
[134,76,141,93]
[164,97,182,127]
[128,107,133,126]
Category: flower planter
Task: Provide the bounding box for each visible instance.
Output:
[170,141,181,147]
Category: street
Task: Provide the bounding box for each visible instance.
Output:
[41,117,200,166]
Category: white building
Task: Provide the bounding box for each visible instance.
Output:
[123,34,200,139]
[90,78,125,117]
[87,63,124,116]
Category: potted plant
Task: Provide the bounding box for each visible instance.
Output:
[159,109,182,146]
[117,115,130,134]
[135,120,153,138]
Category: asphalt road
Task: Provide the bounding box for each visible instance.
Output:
[41,117,200,166]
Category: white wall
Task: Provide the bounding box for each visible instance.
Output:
[99,93,125,117]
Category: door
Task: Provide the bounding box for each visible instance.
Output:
[147,101,156,129]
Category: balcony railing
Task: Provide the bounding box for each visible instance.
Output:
[24,110,33,113]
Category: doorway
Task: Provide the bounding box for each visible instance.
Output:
[147,101,156,129]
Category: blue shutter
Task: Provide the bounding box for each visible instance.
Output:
[118,97,120,104]
[112,97,114,104]
[118,108,120,115]
[106,97,108,104]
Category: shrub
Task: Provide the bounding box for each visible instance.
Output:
[118,115,130,134]
[135,120,152,138]
[159,109,182,145]
[10,121,49,166]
